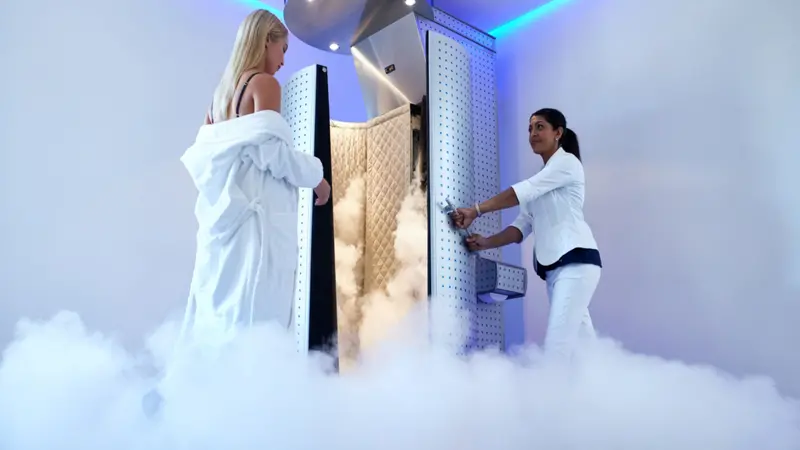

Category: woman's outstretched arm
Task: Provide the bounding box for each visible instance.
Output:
[476,188,520,215]
[451,188,520,229]
[485,226,525,248]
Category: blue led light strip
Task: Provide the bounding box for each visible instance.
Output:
[489,0,573,38]
[234,0,284,19]
[232,0,569,40]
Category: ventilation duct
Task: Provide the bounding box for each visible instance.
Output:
[285,0,433,119]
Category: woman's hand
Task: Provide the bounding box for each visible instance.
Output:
[465,234,491,252]
[451,207,478,229]
[314,178,331,205]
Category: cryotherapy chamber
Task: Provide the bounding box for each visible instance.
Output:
[279,0,527,365]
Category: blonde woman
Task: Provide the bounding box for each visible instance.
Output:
[180,9,331,346]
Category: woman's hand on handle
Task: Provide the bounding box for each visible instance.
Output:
[465,234,490,252]
[314,178,331,206]
[451,207,478,229]
[465,227,523,252]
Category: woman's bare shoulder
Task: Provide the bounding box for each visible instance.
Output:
[249,73,281,113]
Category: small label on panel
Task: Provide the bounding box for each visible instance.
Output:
[384,64,396,74]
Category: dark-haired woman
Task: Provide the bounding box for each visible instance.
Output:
[451,108,602,360]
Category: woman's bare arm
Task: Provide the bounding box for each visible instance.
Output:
[476,188,520,215]
[483,226,524,249]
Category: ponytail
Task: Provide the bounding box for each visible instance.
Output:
[560,127,580,161]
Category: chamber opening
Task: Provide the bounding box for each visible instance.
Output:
[330,102,428,369]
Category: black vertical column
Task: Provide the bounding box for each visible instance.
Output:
[424,32,433,303]
[307,65,338,363]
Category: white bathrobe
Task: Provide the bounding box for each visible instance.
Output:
[179,110,323,346]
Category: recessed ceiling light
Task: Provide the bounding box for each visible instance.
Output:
[405,0,416,5]
[329,42,340,51]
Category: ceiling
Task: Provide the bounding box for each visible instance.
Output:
[430,0,551,33]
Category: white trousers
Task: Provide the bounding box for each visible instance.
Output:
[543,263,601,359]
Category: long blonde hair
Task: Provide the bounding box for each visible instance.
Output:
[211,9,288,123]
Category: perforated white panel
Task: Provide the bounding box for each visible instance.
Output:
[418,18,501,262]
[476,258,527,298]
[281,65,318,354]
[431,8,496,51]
[497,264,527,294]
[427,32,475,352]
[421,18,505,350]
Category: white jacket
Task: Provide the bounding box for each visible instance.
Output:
[510,148,598,266]
[180,110,323,346]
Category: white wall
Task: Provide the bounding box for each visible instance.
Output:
[0,0,366,347]
[497,0,800,394]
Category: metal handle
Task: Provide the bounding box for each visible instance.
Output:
[440,197,471,239]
